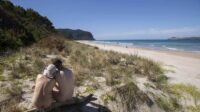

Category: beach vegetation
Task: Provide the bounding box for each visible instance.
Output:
[0,36,166,111]
[36,36,67,53]
[9,62,28,79]
[113,82,153,112]
[100,93,115,105]
[187,105,200,112]
[0,80,23,97]
[0,75,6,81]
[83,86,96,94]
[167,84,200,105]
[73,67,91,86]
[68,41,165,87]
[0,64,4,75]
[107,51,121,65]
[105,72,121,86]
[154,95,180,112]
[32,57,46,76]
[0,98,24,112]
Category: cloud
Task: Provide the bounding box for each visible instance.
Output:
[98,27,200,38]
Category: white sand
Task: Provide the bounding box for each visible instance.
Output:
[78,41,200,90]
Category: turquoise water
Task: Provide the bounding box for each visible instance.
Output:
[94,40,200,53]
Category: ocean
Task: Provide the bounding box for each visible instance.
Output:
[94,40,200,53]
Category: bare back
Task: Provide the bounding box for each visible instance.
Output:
[31,74,56,108]
[54,68,74,102]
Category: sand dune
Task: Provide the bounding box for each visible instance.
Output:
[79,41,200,90]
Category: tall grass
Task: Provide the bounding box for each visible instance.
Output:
[68,41,165,87]
[32,58,46,76]
[113,82,153,112]
[0,98,24,112]
[168,84,200,106]
[0,36,166,111]
[187,105,200,112]
[1,80,23,97]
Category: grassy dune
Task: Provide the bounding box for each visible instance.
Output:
[0,36,200,112]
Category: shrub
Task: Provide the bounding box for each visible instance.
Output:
[155,96,180,111]
[113,82,152,112]
[36,36,66,52]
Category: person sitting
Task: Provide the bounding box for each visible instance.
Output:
[51,58,74,103]
[31,64,59,109]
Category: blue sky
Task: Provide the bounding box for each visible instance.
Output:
[11,0,200,40]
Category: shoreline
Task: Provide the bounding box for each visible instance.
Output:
[78,41,200,90]
[80,41,200,59]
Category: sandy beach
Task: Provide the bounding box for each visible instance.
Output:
[79,41,200,90]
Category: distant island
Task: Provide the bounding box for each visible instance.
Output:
[57,28,95,40]
[168,37,200,40]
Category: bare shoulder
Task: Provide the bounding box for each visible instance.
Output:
[35,74,45,82]
[36,74,43,79]
[63,68,73,75]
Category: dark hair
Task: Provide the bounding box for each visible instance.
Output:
[51,58,62,68]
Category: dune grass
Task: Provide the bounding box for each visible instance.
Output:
[0,75,6,81]
[154,83,200,111]
[168,84,200,106]
[0,98,24,112]
[34,37,166,111]
[0,80,23,96]
[68,41,165,87]
[0,65,3,75]
[187,105,200,112]
[100,92,115,105]
[0,36,166,111]
[113,82,153,112]
[154,95,180,112]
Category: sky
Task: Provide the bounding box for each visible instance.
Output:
[11,0,200,40]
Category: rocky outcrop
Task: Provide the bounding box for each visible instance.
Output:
[57,29,95,40]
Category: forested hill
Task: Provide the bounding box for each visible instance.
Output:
[0,1,56,51]
[57,28,95,40]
